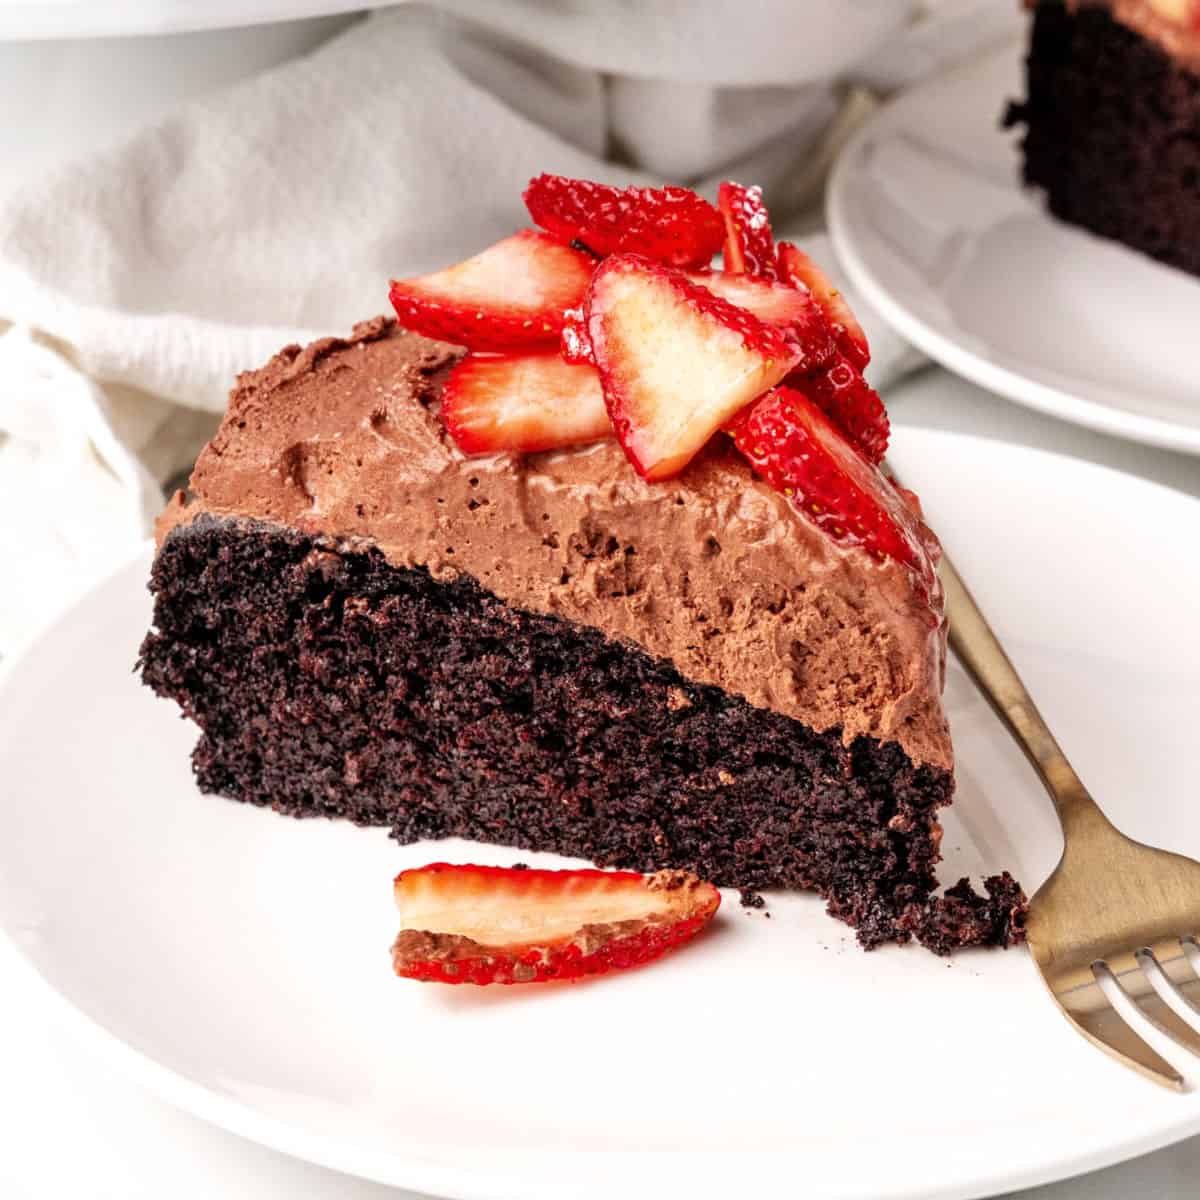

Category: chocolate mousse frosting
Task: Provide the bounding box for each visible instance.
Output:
[159,317,952,771]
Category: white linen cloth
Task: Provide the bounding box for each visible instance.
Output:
[0,0,1020,654]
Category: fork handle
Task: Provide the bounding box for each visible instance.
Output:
[939,552,1098,829]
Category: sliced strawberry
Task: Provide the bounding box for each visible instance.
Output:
[683,270,835,368]
[684,269,816,325]
[524,173,723,269]
[892,484,924,520]
[392,864,721,986]
[389,230,593,352]
[441,353,611,455]
[586,254,802,481]
[563,270,836,370]
[559,304,595,365]
[794,356,889,466]
[729,386,923,569]
[718,181,777,278]
[887,480,943,565]
[777,241,870,370]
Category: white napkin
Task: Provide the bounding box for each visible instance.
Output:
[0,0,1020,655]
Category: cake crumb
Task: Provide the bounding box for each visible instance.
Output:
[511,862,528,870]
[911,872,1028,955]
[739,889,766,910]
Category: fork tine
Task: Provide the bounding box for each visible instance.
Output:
[1156,936,1200,1012]
[1052,967,1184,1090]
[1118,964,1200,1060]
[1108,953,1200,1061]
[1146,940,1200,1019]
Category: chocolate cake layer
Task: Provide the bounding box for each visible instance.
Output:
[1008,3,1200,276]
[138,513,1025,953]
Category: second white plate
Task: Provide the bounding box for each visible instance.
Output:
[2,429,1200,1199]
[828,42,1200,458]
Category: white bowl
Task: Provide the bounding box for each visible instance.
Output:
[0,10,364,198]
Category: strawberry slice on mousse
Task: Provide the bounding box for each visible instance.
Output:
[761,243,884,463]
[777,241,870,371]
[683,270,836,368]
[392,864,721,985]
[524,173,724,269]
[389,229,594,352]
[729,386,923,570]
[563,270,835,370]
[718,180,777,278]
[793,357,890,467]
[586,254,802,481]
[440,353,611,456]
[710,198,885,463]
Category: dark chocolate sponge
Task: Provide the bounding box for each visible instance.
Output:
[138,514,1025,952]
[1006,4,1200,278]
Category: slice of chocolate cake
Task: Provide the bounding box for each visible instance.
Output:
[1006,1,1200,277]
[139,318,1022,953]
[139,176,1025,953]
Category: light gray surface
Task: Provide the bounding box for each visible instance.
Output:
[2,366,1197,1200]
[890,364,1200,502]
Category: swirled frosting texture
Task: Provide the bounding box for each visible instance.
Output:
[160,317,952,770]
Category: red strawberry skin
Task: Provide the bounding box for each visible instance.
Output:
[718,181,777,278]
[587,254,802,481]
[729,387,921,568]
[565,270,836,371]
[794,356,889,466]
[887,481,943,566]
[524,174,723,268]
[777,241,870,371]
[440,352,611,455]
[684,270,835,370]
[389,229,593,352]
[893,485,924,520]
[392,864,721,986]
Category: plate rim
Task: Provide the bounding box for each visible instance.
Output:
[4,426,1200,1200]
[0,0,397,41]
[826,41,1200,459]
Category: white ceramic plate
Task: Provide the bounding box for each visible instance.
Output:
[828,44,1200,459]
[3,428,1200,1200]
[0,1,396,40]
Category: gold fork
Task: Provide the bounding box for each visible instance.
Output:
[939,545,1200,1089]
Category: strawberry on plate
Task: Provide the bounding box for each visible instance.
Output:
[389,230,593,352]
[441,353,611,455]
[524,173,723,269]
[392,863,721,985]
[777,241,870,371]
[718,181,777,278]
[586,254,802,481]
[729,386,922,569]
